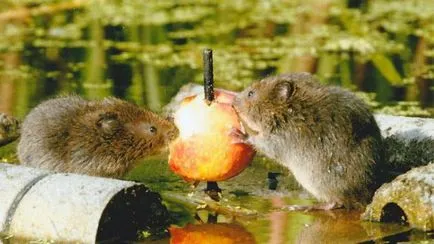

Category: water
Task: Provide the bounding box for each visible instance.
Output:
[123,157,431,243]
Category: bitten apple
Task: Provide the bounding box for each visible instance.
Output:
[168,89,255,182]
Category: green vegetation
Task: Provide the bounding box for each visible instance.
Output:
[0,0,432,117]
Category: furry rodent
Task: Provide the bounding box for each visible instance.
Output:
[18,96,179,178]
[233,72,385,209]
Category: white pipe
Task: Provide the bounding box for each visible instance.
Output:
[0,163,169,243]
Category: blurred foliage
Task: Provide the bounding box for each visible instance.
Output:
[0,0,432,116]
[0,140,18,163]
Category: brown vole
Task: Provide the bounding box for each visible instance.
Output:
[232,72,385,210]
[18,96,179,178]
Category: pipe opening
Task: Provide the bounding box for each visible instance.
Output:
[96,185,170,242]
[380,202,408,225]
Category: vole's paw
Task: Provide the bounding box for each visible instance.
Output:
[228,127,248,144]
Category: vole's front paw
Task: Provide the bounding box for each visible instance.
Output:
[228,127,248,144]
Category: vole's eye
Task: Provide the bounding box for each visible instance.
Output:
[247,90,254,98]
[149,126,157,134]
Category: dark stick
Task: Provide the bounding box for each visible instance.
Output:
[203,49,214,103]
[205,181,222,202]
[203,49,221,201]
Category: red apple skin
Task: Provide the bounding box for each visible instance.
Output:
[168,89,255,182]
[169,223,256,244]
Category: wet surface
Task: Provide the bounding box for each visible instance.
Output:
[125,156,431,243]
[1,155,431,243]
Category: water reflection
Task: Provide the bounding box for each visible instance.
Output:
[125,158,422,243]
[293,210,410,244]
[266,195,412,243]
[161,194,412,244]
[170,223,256,244]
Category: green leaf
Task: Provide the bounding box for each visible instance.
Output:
[371,54,403,86]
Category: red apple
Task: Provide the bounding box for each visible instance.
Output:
[168,89,255,182]
[169,223,256,244]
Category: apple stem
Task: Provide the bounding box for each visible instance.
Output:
[203,48,214,104]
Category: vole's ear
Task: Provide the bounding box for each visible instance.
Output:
[275,81,295,101]
[96,112,120,136]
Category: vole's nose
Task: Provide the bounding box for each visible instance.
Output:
[166,125,179,141]
[232,96,241,111]
[165,115,174,123]
[232,96,239,106]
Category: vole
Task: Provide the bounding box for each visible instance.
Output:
[232,72,385,210]
[17,96,179,178]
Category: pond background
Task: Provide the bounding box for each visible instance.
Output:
[0,0,433,243]
[0,0,433,118]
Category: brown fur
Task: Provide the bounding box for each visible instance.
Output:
[18,96,178,178]
[233,73,385,208]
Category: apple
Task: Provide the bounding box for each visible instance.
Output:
[168,89,255,182]
[169,223,256,244]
